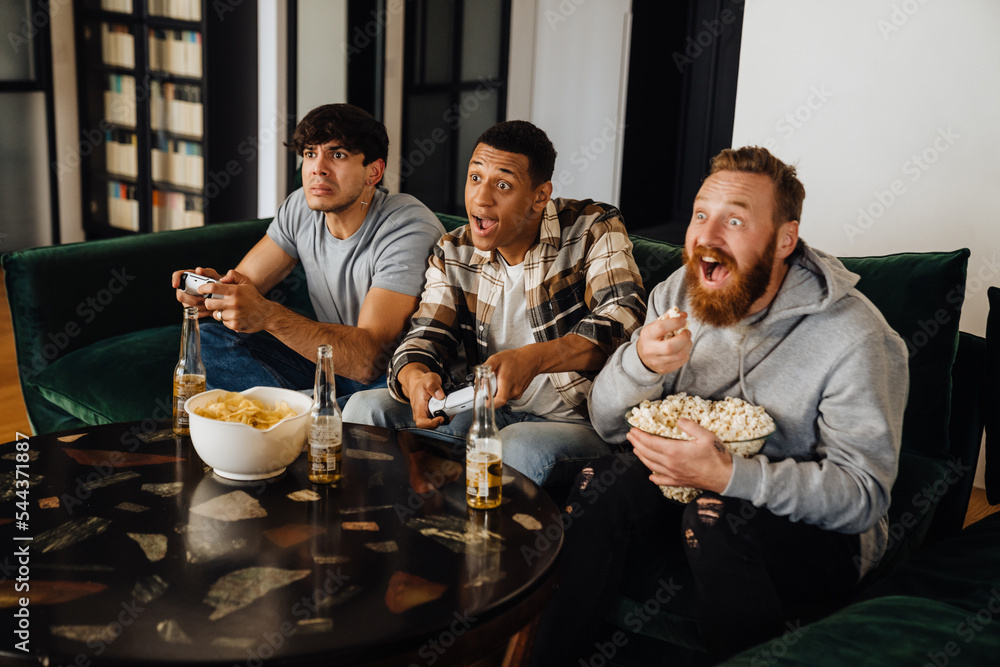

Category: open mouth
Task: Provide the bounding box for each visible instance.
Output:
[472,215,498,235]
[700,255,732,286]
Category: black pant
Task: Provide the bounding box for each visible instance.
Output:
[530,453,862,665]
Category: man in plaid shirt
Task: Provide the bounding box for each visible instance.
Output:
[344,120,646,485]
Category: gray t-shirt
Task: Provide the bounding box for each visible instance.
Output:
[266,186,444,325]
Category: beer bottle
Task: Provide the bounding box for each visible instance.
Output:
[466,364,502,509]
[172,306,206,434]
[308,345,343,484]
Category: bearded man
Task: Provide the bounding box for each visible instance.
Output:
[529,147,909,664]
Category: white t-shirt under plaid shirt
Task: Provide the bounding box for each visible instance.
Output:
[487,255,587,423]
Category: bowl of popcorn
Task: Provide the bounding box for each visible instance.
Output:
[185,387,313,480]
[625,393,775,503]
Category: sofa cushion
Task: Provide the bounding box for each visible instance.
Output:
[27,325,179,426]
[866,449,947,577]
[723,512,1000,665]
[859,510,1000,611]
[437,213,468,233]
[722,596,999,666]
[628,235,684,290]
[841,249,969,459]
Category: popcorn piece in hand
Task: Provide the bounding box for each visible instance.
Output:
[658,306,689,338]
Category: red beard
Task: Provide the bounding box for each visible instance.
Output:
[683,233,777,327]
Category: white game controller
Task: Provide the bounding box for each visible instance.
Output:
[179,271,222,299]
[428,386,475,421]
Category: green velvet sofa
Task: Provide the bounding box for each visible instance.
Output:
[722,508,1000,666]
[2,218,992,663]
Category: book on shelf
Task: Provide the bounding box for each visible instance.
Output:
[82,0,255,235]
[151,80,204,138]
[148,0,202,22]
[103,73,137,127]
[108,180,140,231]
[148,29,202,78]
[100,22,135,68]
[153,189,205,231]
[105,130,138,178]
[100,0,133,13]
[152,136,204,189]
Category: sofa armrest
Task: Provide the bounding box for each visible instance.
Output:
[924,331,988,542]
[2,220,272,384]
[986,287,999,504]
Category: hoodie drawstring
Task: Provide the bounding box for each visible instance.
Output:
[738,332,751,403]
[675,322,700,389]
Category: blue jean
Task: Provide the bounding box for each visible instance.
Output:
[199,321,386,408]
[342,387,614,486]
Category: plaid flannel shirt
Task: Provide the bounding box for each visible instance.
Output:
[388,198,646,418]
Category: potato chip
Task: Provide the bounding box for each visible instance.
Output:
[194,392,297,429]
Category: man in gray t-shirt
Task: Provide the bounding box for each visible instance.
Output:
[172,104,443,402]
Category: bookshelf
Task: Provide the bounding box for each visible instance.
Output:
[75,0,258,237]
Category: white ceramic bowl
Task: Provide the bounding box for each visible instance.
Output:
[185,386,313,480]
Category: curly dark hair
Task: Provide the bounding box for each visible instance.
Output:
[475,120,557,187]
[709,146,806,226]
[287,104,388,166]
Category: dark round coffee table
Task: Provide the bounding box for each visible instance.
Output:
[0,421,563,665]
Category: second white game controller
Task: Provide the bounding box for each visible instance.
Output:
[179,271,222,299]
[427,386,475,421]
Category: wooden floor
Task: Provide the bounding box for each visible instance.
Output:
[964,486,999,527]
[0,270,996,525]
[0,272,31,439]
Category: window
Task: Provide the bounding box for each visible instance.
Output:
[619,0,744,243]
[0,0,59,249]
[399,0,510,214]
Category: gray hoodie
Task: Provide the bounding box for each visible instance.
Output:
[589,241,908,575]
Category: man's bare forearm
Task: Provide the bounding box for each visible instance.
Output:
[531,333,608,374]
[262,302,392,383]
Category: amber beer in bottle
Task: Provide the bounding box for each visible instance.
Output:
[308,345,343,484]
[172,306,206,434]
[466,364,502,509]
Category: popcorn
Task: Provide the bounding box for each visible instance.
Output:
[625,393,775,503]
[657,306,689,337]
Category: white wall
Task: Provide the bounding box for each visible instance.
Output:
[734,0,1000,487]
[297,0,349,120]
[523,0,632,204]
[257,0,287,218]
[733,0,999,338]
